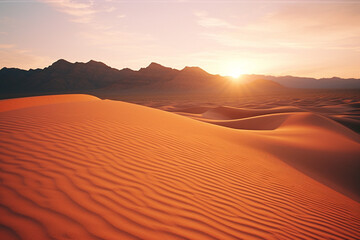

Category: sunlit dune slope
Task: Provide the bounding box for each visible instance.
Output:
[0,94,100,113]
[0,95,359,240]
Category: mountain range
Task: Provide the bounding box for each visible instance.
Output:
[241,74,360,89]
[1,59,359,98]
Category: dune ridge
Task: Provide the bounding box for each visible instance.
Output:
[0,94,100,113]
[179,113,290,130]
[0,95,359,240]
[201,106,305,120]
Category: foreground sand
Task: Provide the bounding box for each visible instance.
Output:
[0,94,359,239]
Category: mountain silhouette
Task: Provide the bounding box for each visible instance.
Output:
[241,74,360,89]
[137,62,179,85]
[246,79,286,90]
[1,59,358,99]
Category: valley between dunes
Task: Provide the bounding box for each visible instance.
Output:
[0,94,359,240]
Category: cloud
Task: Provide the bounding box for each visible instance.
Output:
[79,29,154,49]
[194,11,238,29]
[197,3,360,51]
[0,44,15,49]
[38,0,158,58]
[40,0,96,23]
[40,0,126,24]
[192,2,360,77]
[105,6,116,13]
[0,44,51,70]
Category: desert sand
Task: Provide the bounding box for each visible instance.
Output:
[0,94,360,239]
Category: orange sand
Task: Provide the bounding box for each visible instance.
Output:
[0,94,359,239]
[0,94,99,113]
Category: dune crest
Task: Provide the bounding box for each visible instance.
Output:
[0,95,359,239]
[188,113,290,130]
[0,94,100,113]
[201,106,305,120]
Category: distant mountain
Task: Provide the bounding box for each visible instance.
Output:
[139,62,179,80]
[241,74,360,89]
[0,59,130,94]
[154,66,224,90]
[0,60,282,97]
[1,59,358,99]
[245,79,286,91]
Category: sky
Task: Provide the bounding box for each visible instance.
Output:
[0,0,359,78]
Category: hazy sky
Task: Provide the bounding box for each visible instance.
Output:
[0,0,359,78]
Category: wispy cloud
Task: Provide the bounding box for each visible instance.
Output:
[79,29,155,50]
[0,44,15,49]
[195,11,237,29]
[0,44,50,69]
[40,0,97,23]
[196,3,360,51]
[39,0,145,49]
[105,6,116,13]
[192,2,360,77]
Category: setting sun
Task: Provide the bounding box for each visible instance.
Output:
[220,62,246,79]
[228,69,243,79]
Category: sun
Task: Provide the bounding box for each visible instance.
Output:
[219,62,247,82]
[222,62,245,79]
[228,69,243,79]
[226,68,244,81]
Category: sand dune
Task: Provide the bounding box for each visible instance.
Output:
[0,94,100,113]
[201,106,305,120]
[175,106,360,202]
[254,112,360,202]
[176,113,289,130]
[1,94,360,240]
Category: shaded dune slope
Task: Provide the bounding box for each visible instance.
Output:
[175,105,360,202]
[0,95,360,240]
[253,112,360,202]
